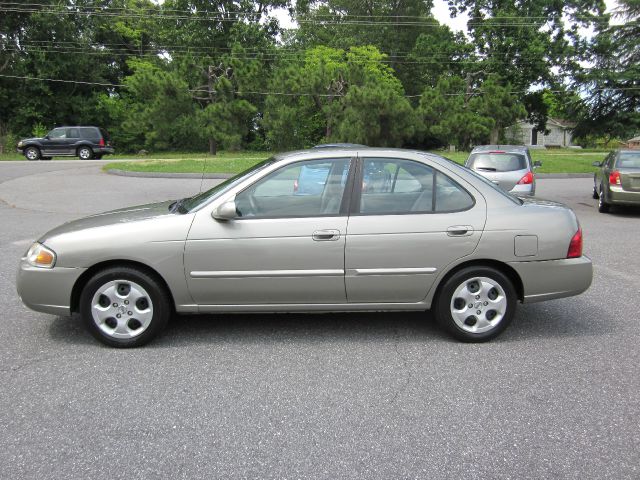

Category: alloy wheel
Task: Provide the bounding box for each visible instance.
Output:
[90,280,154,339]
[449,276,507,334]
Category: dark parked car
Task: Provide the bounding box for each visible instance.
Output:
[592,150,640,213]
[17,126,114,160]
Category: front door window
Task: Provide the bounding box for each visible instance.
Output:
[235,158,352,218]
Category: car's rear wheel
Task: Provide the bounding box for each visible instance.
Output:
[435,266,517,342]
[24,147,40,161]
[78,146,94,160]
[79,266,171,347]
[598,184,610,213]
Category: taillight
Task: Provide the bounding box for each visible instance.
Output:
[99,137,105,147]
[609,170,620,185]
[517,171,534,185]
[567,228,583,259]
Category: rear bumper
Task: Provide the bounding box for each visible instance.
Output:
[509,183,535,196]
[507,256,592,303]
[16,260,86,316]
[94,147,115,155]
[607,186,640,205]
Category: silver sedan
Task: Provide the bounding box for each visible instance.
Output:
[16,148,592,347]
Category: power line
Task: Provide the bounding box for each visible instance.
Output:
[0,5,617,27]
[2,73,638,98]
[10,48,591,68]
[0,2,615,23]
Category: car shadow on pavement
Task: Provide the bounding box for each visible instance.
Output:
[47,301,615,348]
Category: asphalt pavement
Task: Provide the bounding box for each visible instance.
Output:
[0,161,638,479]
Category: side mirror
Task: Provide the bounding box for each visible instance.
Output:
[592,161,602,167]
[211,200,237,220]
[44,135,50,140]
[533,160,542,168]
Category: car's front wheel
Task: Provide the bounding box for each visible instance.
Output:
[78,146,94,160]
[435,266,517,342]
[79,266,171,347]
[24,146,41,161]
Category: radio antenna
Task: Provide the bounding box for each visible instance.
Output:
[199,153,207,193]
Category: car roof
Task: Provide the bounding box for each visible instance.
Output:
[312,143,368,149]
[470,145,529,154]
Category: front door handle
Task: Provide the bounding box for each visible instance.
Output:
[312,229,340,241]
[447,225,474,237]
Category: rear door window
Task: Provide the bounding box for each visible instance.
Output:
[67,128,80,139]
[468,152,527,172]
[357,158,474,214]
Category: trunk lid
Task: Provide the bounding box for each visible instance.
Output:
[619,168,640,192]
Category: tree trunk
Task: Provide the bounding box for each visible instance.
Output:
[490,126,500,144]
[209,138,217,156]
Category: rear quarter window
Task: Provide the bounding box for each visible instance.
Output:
[80,127,101,141]
[468,153,527,172]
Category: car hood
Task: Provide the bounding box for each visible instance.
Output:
[20,137,44,143]
[39,200,177,242]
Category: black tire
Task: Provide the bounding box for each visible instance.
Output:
[77,146,94,160]
[24,146,41,161]
[79,266,171,347]
[435,266,517,342]
[598,184,610,213]
[592,185,599,199]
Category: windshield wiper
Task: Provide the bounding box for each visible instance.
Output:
[169,197,189,214]
[476,167,498,172]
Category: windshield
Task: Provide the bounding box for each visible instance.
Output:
[431,154,522,205]
[616,152,640,169]
[181,158,276,212]
[467,152,527,172]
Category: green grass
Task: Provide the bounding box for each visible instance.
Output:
[2,147,610,174]
[102,148,610,175]
[437,149,607,173]
[104,151,272,175]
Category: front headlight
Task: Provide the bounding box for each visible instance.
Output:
[25,243,56,268]
[17,141,23,148]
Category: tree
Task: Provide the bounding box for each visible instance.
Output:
[446,0,607,90]
[417,74,524,149]
[573,0,640,140]
[263,45,413,149]
[118,62,198,151]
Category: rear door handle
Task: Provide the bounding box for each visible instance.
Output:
[447,225,474,237]
[312,229,340,241]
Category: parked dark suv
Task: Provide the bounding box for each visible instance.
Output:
[17,126,114,160]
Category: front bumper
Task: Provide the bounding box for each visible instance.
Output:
[16,260,86,316]
[507,256,592,303]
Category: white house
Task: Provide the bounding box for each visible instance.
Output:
[508,118,576,148]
